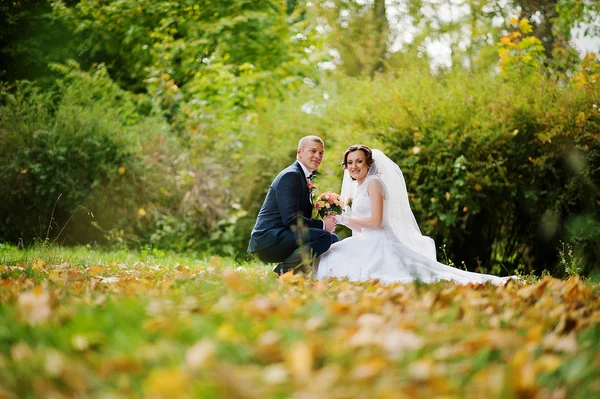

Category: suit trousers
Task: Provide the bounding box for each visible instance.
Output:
[255,227,339,274]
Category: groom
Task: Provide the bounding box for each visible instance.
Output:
[248,136,338,275]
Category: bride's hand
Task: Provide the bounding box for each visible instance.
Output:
[335,214,349,226]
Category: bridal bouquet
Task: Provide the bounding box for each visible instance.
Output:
[314,192,345,218]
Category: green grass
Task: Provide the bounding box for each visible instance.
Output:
[0,242,254,269]
[0,244,599,398]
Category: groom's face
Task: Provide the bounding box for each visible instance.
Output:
[297,142,324,172]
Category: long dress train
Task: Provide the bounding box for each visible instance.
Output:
[315,175,510,285]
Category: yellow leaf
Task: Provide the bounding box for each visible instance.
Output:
[286,341,313,380]
[143,368,190,398]
[185,339,215,370]
[138,208,146,216]
[348,313,385,347]
[256,331,283,363]
[500,36,513,46]
[221,269,244,291]
[383,329,424,358]
[517,276,550,299]
[468,365,505,397]
[33,259,46,270]
[409,359,435,381]
[515,362,537,393]
[86,266,104,276]
[351,358,386,380]
[564,275,591,302]
[278,270,303,284]
[118,166,126,175]
[535,354,562,374]
[98,355,142,376]
[262,363,289,384]
[519,18,534,34]
[216,324,243,342]
[244,297,274,318]
[525,325,543,343]
[18,289,51,325]
[478,330,522,350]
[511,348,529,368]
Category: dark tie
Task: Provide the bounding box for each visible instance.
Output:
[307,173,315,181]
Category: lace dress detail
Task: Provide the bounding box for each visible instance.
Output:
[351,181,372,219]
[315,176,509,285]
[347,177,394,241]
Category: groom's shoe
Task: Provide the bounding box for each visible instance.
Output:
[274,262,303,276]
[273,262,312,277]
[273,263,288,276]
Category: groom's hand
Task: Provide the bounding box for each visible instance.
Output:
[324,214,337,233]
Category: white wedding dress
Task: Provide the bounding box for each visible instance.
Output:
[315,150,510,286]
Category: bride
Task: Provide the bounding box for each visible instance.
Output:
[315,144,510,285]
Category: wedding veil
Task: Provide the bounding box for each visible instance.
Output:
[340,149,438,261]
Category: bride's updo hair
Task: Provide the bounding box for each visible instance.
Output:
[342,145,374,180]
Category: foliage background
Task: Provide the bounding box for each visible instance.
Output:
[1,0,599,276]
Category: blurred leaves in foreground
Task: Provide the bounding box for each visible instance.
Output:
[1,1,599,274]
[0,245,599,398]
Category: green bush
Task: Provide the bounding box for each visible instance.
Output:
[0,63,252,255]
[380,70,599,275]
[237,65,600,275]
[0,68,143,244]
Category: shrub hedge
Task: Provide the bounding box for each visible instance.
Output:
[238,64,600,275]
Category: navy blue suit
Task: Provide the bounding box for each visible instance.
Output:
[248,161,338,274]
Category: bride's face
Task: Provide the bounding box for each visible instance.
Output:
[346,150,369,182]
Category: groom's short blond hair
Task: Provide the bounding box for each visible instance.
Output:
[297,135,324,150]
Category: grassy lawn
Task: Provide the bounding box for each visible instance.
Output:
[0,244,599,398]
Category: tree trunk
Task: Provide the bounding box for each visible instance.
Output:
[371,0,389,76]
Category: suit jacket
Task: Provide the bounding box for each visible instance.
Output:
[248,161,323,253]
